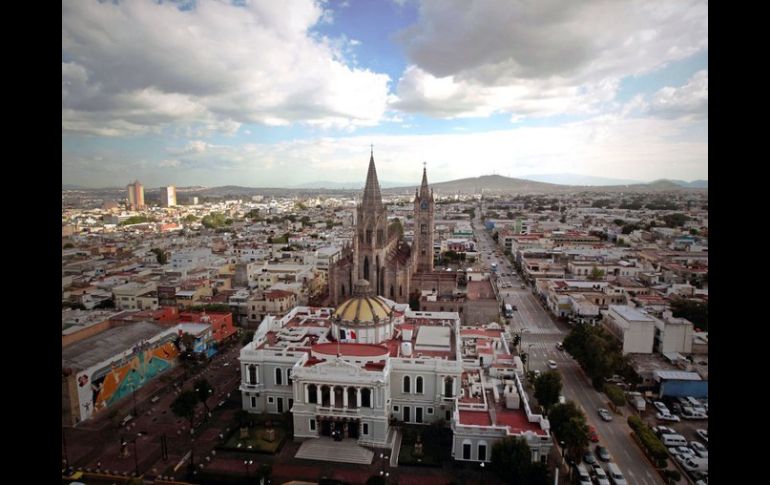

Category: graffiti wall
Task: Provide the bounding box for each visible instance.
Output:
[75,331,180,422]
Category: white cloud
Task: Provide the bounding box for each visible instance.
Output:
[648,70,708,120]
[65,113,705,187]
[392,0,707,118]
[62,0,390,136]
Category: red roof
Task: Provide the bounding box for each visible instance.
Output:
[459,411,492,426]
[495,409,548,436]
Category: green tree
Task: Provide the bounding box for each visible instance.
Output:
[183,214,198,223]
[587,266,605,281]
[670,297,708,331]
[534,371,562,414]
[490,436,535,483]
[242,330,255,345]
[548,401,583,439]
[560,415,590,462]
[194,378,214,417]
[661,213,689,227]
[604,383,626,407]
[150,247,168,265]
[171,390,199,430]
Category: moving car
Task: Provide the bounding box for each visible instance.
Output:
[547,360,558,370]
[595,445,611,462]
[588,425,599,442]
[597,408,613,422]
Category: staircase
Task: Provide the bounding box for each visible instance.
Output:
[295,437,374,465]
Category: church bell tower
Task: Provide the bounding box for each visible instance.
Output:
[413,164,434,273]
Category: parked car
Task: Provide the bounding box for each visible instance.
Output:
[556,342,564,350]
[670,403,682,415]
[653,401,669,414]
[595,445,611,462]
[695,429,708,445]
[588,426,599,442]
[689,441,708,458]
[669,446,695,459]
[583,450,597,465]
[547,360,558,370]
[653,425,676,437]
[656,412,681,422]
[597,408,613,422]
[592,464,610,485]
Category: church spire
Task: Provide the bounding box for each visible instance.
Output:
[362,146,383,211]
[419,162,431,199]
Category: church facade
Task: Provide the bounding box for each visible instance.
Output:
[328,151,445,307]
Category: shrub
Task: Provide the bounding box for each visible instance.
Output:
[604,384,626,407]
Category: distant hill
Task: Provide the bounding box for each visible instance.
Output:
[521,173,645,186]
[293,180,410,190]
[661,179,708,189]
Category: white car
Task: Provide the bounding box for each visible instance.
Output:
[695,429,708,444]
[689,441,708,458]
[669,446,695,458]
[656,412,681,422]
[547,360,558,370]
[653,401,669,414]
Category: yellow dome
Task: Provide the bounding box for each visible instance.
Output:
[334,295,392,324]
[333,279,392,324]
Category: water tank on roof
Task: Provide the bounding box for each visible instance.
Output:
[402,328,413,341]
[401,342,413,357]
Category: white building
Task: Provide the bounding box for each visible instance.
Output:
[171,248,212,272]
[602,305,656,354]
[238,279,551,462]
[162,186,177,207]
[654,311,694,355]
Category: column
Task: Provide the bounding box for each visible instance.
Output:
[330,387,335,407]
[316,385,321,405]
[356,387,362,408]
[343,386,349,408]
[304,384,309,403]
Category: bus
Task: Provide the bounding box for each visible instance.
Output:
[503,303,513,318]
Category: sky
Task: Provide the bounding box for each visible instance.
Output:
[62,0,708,188]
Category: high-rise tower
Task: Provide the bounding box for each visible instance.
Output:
[413,164,434,273]
[354,148,390,296]
[126,180,145,209]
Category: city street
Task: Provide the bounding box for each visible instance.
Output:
[473,211,665,485]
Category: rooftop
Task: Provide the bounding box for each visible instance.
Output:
[62,320,166,371]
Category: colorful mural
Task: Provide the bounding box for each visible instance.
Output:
[86,338,180,415]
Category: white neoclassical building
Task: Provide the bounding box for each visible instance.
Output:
[239,279,552,462]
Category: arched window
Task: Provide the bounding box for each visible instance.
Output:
[364,256,370,281]
[403,375,411,393]
[275,367,283,386]
[248,364,257,384]
[444,377,454,397]
[308,384,317,404]
[478,441,488,461]
[361,388,372,408]
[416,376,423,394]
[341,284,346,296]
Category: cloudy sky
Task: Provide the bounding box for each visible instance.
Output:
[62,0,708,188]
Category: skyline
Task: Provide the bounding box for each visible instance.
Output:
[62,0,708,188]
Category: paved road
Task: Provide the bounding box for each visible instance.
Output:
[472,214,664,485]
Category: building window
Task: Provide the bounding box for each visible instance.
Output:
[248,365,258,384]
[250,396,256,408]
[403,375,411,393]
[287,368,292,385]
[393,405,399,412]
[268,397,274,404]
[427,407,433,415]
[463,442,472,460]
[310,419,316,431]
[478,443,487,461]
[416,376,424,394]
[363,423,369,435]
[275,368,283,386]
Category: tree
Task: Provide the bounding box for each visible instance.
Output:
[183,214,198,224]
[560,415,590,462]
[194,378,214,417]
[490,436,534,483]
[171,390,199,430]
[534,371,562,414]
[63,242,74,249]
[150,247,168,265]
[670,297,708,331]
[242,330,255,345]
[548,401,583,439]
[587,266,605,281]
